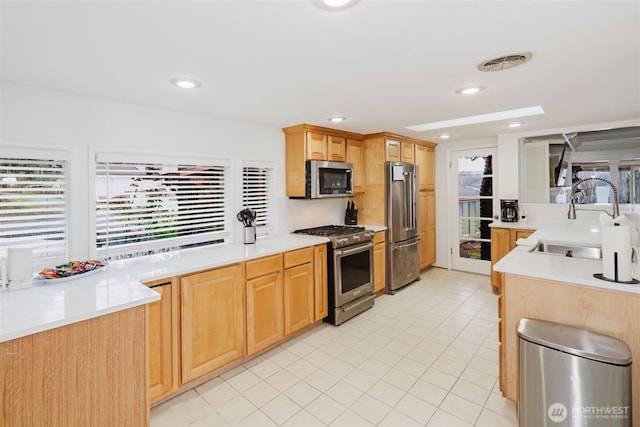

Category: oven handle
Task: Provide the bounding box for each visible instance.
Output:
[335,241,374,257]
[392,239,422,250]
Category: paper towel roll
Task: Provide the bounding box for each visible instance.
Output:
[7,247,33,289]
[602,224,632,282]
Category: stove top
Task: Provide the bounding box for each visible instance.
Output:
[294,225,374,248]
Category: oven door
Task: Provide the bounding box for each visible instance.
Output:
[333,241,374,307]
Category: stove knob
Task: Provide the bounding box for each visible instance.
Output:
[365,232,374,239]
[353,235,361,241]
[336,238,348,246]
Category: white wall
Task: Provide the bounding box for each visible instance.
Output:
[0,83,346,260]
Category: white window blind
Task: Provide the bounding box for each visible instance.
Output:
[96,161,227,260]
[242,165,273,228]
[0,157,67,260]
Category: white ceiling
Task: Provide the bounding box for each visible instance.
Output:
[2,0,640,143]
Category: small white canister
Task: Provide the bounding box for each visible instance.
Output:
[6,247,34,291]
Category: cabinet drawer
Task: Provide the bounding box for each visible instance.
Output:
[284,247,314,269]
[246,254,282,279]
[372,231,386,244]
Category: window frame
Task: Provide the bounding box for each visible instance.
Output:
[92,151,231,261]
[1,145,70,266]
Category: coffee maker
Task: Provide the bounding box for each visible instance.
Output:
[501,199,519,222]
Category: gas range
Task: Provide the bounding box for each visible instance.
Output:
[293,225,374,249]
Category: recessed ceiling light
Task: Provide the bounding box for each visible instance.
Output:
[455,86,485,95]
[312,0,359,11]
[406,106,544,132]
[328,116,347,123]
[170,77,202,89]
[507,122,524,128]
[438,134,451,139]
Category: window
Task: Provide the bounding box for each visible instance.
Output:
[1,150,68,261]
[95,154,228,260]
[242,162,273,230]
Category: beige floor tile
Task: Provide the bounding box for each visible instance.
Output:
[450,378,492,406]
[216,395,257,425]
[426,408,474,427]
[260,394,301,425]
[281,409,325,427]
[349,393,392,425]
[378,409,425,427]
[283,380,322,407]
[394,392,437,424]
[329,409,375,427]
[305,394,346,424]
[439,392,483,424]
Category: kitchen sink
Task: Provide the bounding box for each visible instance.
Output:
[529,240,602,260]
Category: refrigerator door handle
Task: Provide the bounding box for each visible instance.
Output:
[392,239,422,250]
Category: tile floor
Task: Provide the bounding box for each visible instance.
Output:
[151,268,518,427]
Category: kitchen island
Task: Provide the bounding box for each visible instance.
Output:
[493,224,640,426]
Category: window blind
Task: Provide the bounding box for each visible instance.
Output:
[96,161,227,259]
[242,165,272,228]
[0,157,67,260]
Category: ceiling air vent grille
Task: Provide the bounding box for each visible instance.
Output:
[478,52,532,72]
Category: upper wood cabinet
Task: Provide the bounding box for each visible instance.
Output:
[415,144,435,191]
[400,142,415,163]
[180,264,245,383]
[346,138,365,194]
[145,277,179,405]
[385,139,401,162]
[283,124,364,197]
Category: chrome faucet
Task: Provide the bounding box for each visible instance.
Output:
[567,177,620,219]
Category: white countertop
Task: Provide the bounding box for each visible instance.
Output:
[489,220,538,230]
[0,233,328,343]
[493,223,640,294]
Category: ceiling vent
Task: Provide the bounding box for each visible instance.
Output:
[477,52,532,72]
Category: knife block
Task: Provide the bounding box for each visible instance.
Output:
[345,208,358,225]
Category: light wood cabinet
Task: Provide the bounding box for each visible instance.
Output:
[400,142,415,163]
[180,264,245,383]
[283,124,362,197]
[385,139,401,162]
[346,138,365,194]
[490,227,535,292]
[373,231,386,295]
[415,144,435,191]
[245,255,284,355]
[145,277,179,405]
[314,244,328,321]
[0,306,148,427]
[284,247,314,335]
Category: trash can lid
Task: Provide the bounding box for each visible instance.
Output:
[517,318,632,366]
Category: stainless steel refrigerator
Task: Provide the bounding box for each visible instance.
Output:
[385,162,421,293]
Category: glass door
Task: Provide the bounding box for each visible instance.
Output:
[450,148,498,274]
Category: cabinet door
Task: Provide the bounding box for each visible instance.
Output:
[284,263,314,335]
[328,135,347,162]
[147,281,178,404]
[314,244,328,321]
[385,139,401,162]
[490,228,512,291]
[415,144,435,191]
[181,265,245,383]
[419,230,428,269]
[425,191,436,228]
[346,138,365,194]
[426,226,436,266]
[246,272,284,355]
[400,142,415,163]
[373,238,386,294]
[305,131,328,160]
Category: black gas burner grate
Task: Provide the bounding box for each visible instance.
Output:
[294,225,365,237]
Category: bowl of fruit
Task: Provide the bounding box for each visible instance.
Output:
[37,260,106,282]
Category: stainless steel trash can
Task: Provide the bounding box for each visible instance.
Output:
[517,318,632,427]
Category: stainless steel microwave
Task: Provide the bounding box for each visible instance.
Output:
[304,160,354,199]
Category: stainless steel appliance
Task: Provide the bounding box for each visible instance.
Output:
[302,160,354,199]
[500,199,518,222]
[385,162,421,293]
[294,225,375,325]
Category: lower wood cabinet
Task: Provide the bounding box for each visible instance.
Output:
[180,264,245,383]
[145,277,179,405]
[490,226,535,292]
[419,191,436,269]
[314,244,328,321]
[284,247,314,335]
[245,255,284,356]
[373,231,386,295]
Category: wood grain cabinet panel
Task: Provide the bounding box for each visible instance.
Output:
[145,277,179,405]
[346,138,365,194]
[373,231,386,295]
[385,139,401,162]
[284,262,314,335]
[400,142,415,163]
[305,131,328,160]
[180,264,245,383]
[314,244,328,321]
[246,271,284,355]
[328,135,347,162]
